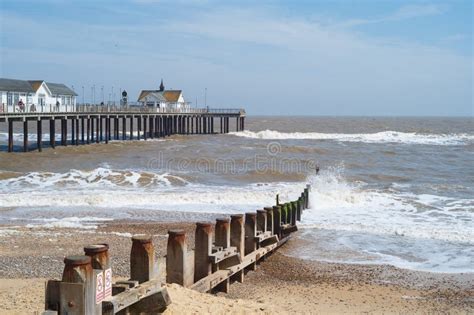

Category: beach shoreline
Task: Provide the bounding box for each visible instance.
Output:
[1,220,472,314]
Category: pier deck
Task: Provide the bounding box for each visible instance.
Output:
[0,107,245,152]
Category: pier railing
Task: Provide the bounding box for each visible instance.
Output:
[42,185,311,314]
[0,103,245,116]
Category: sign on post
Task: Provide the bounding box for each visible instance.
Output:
[96,272,105,304]
[104,268,112,298]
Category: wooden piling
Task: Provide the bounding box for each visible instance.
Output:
[167,229,192,286]
[143,116,147,140]
[291,201,297,225]
[71,118,75,145]
[130,116,134,140]
[23,120,28,152]
[81,117,85,144]
[105,117,109,144]
[194,222,213,282]
[61,255,95,314]
[272,206,282,237]
[84,244,110,270]
[50,119,55,148]
[214,218,231,292]
[37,119,42,152]
[95,117,99,144]
[244,213,257,271]
[130,235,156,284]
[264,207,274,234]
[86,118,90,144]
[230,214,245,283]
[7,120,13,152]
[256,210,267,234]
[122,117,126,140]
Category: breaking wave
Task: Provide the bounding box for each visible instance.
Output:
[230,130,474,145]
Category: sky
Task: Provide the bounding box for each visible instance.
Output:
[0,0,472,116]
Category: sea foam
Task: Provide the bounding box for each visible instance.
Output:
[230,130,474,145]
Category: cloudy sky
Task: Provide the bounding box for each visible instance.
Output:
[0,0,472,116]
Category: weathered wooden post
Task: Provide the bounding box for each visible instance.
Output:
[245,213,257,271]
[167,230,193,287]
[23,119,28,152]
[214,218,230,292]
[37,119,42,152]
[264,207,274,234]
[280,203,287,224]
[272,205,282,237]
[291,201,297,226]
[99,116,103,142]
[122,117,126,140]
[90,118,94,143]
[130,235,157,283]
[143,116,147,140]
[81,117,85,144]
[256,210,267,234]
[84,243,110,270]
[297,197,302,221]
[230,214,245,283]
[50,119,55,148]
[72,118,75,145]
[129,116,134,140]
[95,117,100,143]
[194,222,212,282]
[61,255,95,314]
[104,117,109,144]
[149,116,153,139]
[305,185,310,208]
[7,120,13,152]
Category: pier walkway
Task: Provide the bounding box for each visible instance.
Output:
[0,106,246,152]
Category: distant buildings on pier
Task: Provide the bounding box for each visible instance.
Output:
[0,78,77,112]
[0,77,189,112]
[137,79,190,110]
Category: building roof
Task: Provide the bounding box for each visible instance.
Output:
[0,78,77,96]
[138,90,182,102]
[28,80,44,92]
[46,82,78,96]
[0,78,35,93]
[138,91,167,102]
[162,90,182,102]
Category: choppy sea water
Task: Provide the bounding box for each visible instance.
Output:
[0,117,473,273]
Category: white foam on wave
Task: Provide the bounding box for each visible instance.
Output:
[301,167,474,244]
[0,167,188,192]
[25,217,113,229]
[230,130,474,145]
[0,183,304,214]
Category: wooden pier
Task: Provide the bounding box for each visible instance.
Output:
[0,106,246,152]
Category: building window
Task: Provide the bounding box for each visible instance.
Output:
[7,93,13,106]
[27,94,33,104]
[13,93,19,105]
[61,96,65,105]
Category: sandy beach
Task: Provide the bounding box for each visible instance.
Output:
[1,220,472,314]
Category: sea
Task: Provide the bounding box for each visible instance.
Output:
[0,116,473,273]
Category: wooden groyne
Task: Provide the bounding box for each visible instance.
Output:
[42,185,310,314]
[0,106,246,152]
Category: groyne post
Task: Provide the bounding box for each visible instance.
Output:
[130,235,157,284]
[194,222,212,283]
[273,205,282,237]
[214,218,231,292]
[230,214,245,283]
[245,212,257,271]
[166,229,193,287]
[264,207,274,234]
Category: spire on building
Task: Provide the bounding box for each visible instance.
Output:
[159,79,165,91]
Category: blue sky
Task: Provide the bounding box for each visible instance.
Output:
[0,0,472,116]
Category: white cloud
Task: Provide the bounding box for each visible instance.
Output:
[0,5,471,115]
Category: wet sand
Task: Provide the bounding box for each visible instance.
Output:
[1,220,473,314]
